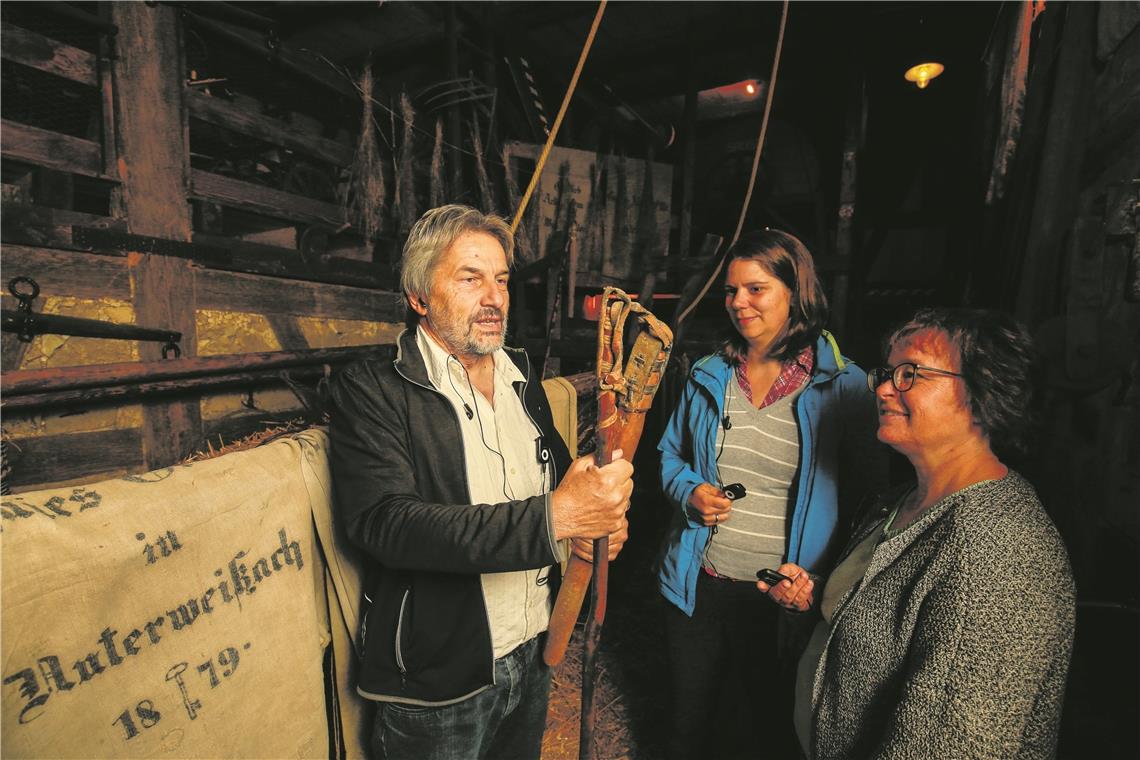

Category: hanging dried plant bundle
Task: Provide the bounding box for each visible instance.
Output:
[549,160,575,255]
[578,155,604,273]
[502,143,532,262]
[469,117,495,214]
[429,116,445,207]
[393,92,418,239]
[633,148,658,273]
[341,60,386,242]
[502,143,520,208]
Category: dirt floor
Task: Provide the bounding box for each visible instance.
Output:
[540,544,673,760]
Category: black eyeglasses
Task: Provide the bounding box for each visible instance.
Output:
[867,362,963,392]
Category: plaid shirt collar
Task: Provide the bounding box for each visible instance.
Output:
[734,344,815,408]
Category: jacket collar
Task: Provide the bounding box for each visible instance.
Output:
[690,331,849,395]
[394,327,531,387]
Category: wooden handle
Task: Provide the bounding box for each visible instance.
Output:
[543,287,672,671]
[543,554,593,665]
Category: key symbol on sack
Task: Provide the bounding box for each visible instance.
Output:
[165,663,201,720]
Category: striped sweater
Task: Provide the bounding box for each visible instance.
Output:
[808,471,1075,760]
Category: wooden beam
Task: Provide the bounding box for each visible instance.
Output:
[0,22,98,86]
[66,224,384,288]
[193,176,312,352]
[3,428,144,491]
[190,169,347,228]
[0,203,125,249]
[266,314,310,350]
[195,268,404,321]
[112,2,202,468]
[0,244,400,322]
[4,347,386,396]
[0,119,108,179]
[190,233,384,289]
[97,7,120,181]
[184,13,357,101]
[203,413,309,454]
[2,361,372,412]
[187,91,354,167]
[0,244,132,300]
[1,332,31,372]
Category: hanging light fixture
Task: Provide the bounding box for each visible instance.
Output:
[904,61,945,89]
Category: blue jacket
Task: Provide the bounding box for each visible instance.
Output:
[656,332,884,616]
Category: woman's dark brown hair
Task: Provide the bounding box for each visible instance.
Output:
[720,229,829,363]
[885,308,1037,457]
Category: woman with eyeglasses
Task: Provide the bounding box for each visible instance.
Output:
[767,308,1075,760]
[655,229,885,759]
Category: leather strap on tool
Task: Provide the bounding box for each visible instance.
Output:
[543,287,673,668]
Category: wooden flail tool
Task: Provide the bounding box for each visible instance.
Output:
[543,287,673,760]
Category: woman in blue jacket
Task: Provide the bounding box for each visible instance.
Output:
[656,229,883,759]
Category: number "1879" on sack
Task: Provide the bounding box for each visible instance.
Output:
[111,642,248,741]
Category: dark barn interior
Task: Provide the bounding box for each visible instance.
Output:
[1,1,1137,758]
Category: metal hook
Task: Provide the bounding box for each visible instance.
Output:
[162,341,182,359]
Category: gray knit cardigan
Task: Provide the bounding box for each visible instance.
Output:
[809,471,1075,760]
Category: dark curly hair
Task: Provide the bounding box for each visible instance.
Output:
[884,308,1037,457]
[720,229,829,363]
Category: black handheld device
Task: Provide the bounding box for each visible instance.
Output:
[722,482,746,500]
[756,568,790,586]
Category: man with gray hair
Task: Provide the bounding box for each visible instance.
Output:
[329,204,633,759]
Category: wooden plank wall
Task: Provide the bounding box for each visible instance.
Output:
[0,5,402,491]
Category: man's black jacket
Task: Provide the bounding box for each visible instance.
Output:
[328,329,573,704]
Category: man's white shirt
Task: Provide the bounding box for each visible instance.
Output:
[416,326,556,658]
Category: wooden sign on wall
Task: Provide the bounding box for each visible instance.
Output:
[506,142,673,280]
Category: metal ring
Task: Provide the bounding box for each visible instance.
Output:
[9,276,39,303]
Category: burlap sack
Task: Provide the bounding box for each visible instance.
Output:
[541,376,579,458]
[1,375,585,759]
[1,431,335,759]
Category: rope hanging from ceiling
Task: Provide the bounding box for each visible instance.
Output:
[510,0,608,234]
[675,0,790,328]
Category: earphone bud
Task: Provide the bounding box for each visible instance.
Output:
[722,415,732,431]
[463,403,474,420]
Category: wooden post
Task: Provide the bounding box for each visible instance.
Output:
[1015,3,1096,324]
[110,2,202,469]
[832,72,865,337]
[482,4,499,166]
[677,13,698,261]
[445,2,463,196]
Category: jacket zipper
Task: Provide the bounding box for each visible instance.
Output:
[393,348,527,687]
[394,587,410,686]
[360,591,372,650]
[393,363,497,686]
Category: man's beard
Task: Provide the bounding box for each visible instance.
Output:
[433,306,506,356]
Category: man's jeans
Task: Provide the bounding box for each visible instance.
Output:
[371,635,552,760]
